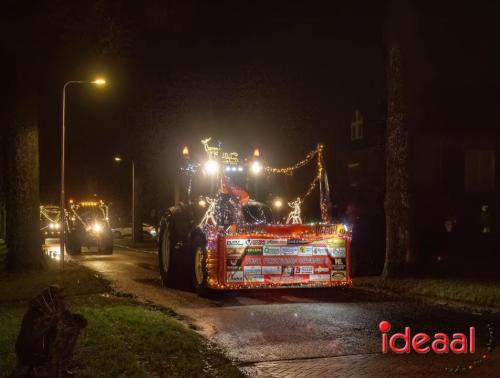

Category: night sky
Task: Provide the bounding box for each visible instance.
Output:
[20,0,500,220]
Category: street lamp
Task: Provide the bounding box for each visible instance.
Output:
[60,78,106,268]
[113,156,137,243]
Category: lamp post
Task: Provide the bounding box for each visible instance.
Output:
[113,156,138,243]
[60,79,105,268]
[250,148,262,200]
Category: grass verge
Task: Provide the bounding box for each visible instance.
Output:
[0,250,241,377]
[354,276,500,308]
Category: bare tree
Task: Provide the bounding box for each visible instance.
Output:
[383,1,417,277]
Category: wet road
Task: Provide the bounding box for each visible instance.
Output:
[70,246,500,376]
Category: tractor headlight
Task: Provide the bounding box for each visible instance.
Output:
[92,222,103,233]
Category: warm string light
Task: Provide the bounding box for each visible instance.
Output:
[264,146,320,175]
[265,144,330,223]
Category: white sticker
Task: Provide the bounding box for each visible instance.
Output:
[294,266,314,274]
[280,246,298,255]
[263,246,281,255]
[329,247,346,257]
[312,247,328,256]
[266,239,287,245]
[244,266,262,275]
[245,275,265,282]
[262,266,282,275]
[227,271,244,282]
[309,274,331,282]
[314,266,330,273]
[226,239,247,247]
[247,239,267,246]
[297,246,313,256]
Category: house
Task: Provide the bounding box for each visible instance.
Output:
[341,107,499,276]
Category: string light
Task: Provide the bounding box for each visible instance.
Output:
[264,146,320,175]
[265,144,331,222]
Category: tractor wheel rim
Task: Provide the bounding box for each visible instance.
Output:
[194,247,204,285]
[162,229,170,274]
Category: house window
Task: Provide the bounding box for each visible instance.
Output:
[351,110,364,141]
[464,150,495,192]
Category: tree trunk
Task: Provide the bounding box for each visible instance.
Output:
[5,78,44,271]
[383,42,414,277]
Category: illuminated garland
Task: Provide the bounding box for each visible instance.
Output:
[266,144,331,222]
[264,146,319,175]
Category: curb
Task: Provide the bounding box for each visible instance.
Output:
[353,285,500,315]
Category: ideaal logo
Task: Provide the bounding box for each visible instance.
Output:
[379,321,475,354]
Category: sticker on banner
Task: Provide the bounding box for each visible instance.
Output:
[262,266,282,274]
[245,275,265,283]
[244,266,262,275]
[314,266,330,273]
[280,246,298,255]
[263,246,281,255]
[294,266,314,274]
[298,246,313,256]
[312,247,328,256]
[309,274,330,281]
[245,247,263,255]
[331,271,347,281]
[226,239,247,247]
[227,271,244,282]
[227,248,245,258]
[266,239,287,245]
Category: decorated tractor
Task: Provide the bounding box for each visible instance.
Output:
[65,200,114,255]
[158,139,351,295]
[40,205,62,241]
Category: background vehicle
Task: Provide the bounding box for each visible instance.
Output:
[65,200,114,255]
[111,223,157,239]
[40,205,62,241]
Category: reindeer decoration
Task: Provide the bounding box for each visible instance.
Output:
[286,197,303,224]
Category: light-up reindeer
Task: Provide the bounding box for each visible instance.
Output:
[286,197,303,224]
[201,137,220,160]
[200,197,217,226]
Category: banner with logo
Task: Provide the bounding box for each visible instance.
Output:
[224,237,348,285]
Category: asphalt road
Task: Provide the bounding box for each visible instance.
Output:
[69,245,500,376]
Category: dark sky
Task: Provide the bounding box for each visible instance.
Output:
[28,0,500,219]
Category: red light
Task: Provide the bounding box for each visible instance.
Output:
[253,148,260,158]
[182,145,189,157]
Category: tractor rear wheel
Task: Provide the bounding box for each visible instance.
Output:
[159,218,177,287]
